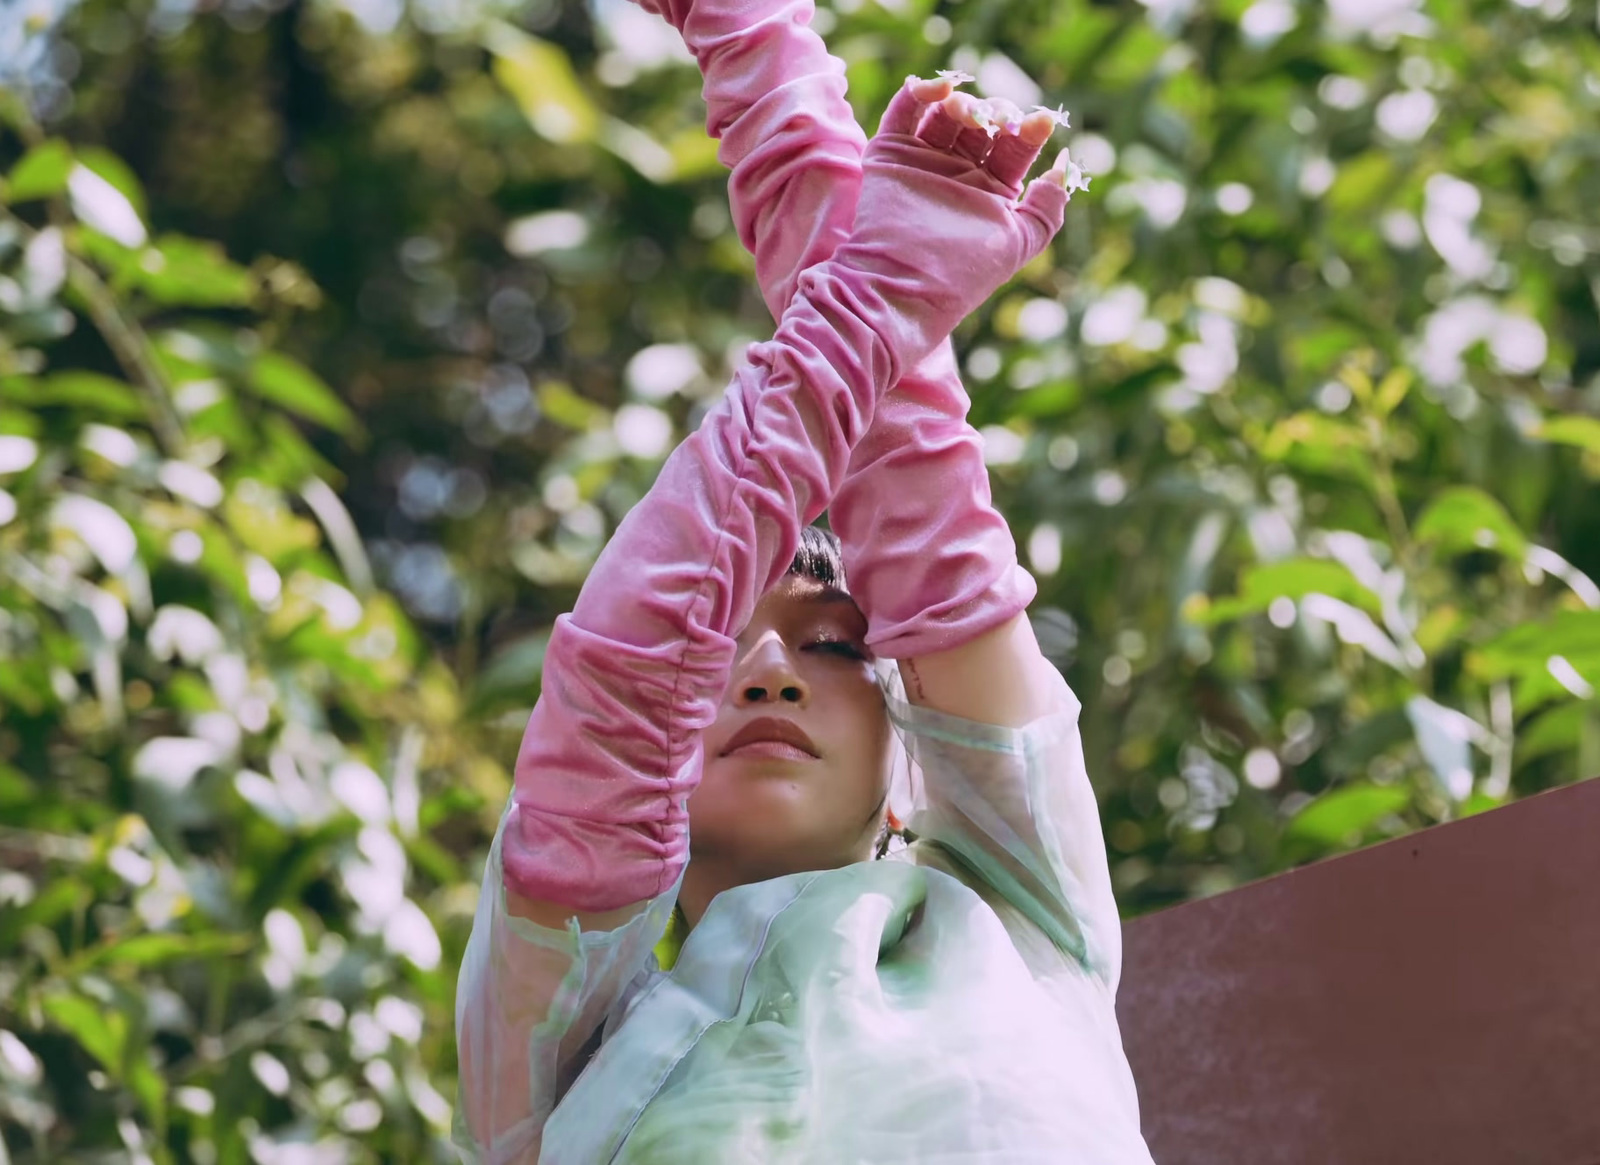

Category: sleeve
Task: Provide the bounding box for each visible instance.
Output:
[453,804,677,1165]
[879,664,1125,994]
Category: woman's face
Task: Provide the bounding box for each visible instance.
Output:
[689,572,894,884]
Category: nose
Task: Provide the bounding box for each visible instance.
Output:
[730,632,809,707]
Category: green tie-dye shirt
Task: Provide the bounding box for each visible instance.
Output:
[454,669,1154,1164]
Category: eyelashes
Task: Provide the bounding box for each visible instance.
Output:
[804,639,869,662]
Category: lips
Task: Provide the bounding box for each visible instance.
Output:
[719,716,819,759]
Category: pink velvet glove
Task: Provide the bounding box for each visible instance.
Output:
[634,0,865,312]
[502,81,1068,912]
[637,0,1050,658]
[826,107,1056,659]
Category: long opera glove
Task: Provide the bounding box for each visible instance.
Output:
[638,0,1046,659]
[502,82,1068,911]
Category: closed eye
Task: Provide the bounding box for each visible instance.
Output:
[805,639,868,661]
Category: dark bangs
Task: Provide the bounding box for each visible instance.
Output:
[787,525,847,592]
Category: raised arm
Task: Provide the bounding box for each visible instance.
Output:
[652,0,1082,729]
[634,0,864,320]
[456,79,1069,1161]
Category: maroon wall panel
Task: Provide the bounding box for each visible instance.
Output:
[1117,778,1600,1165]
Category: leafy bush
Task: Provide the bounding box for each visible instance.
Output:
[2,0,1598,1160]
[0,116,496,1164]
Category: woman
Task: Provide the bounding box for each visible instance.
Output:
[454,4,1150,1154]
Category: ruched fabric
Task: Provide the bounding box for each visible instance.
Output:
[455,669,1154,1164]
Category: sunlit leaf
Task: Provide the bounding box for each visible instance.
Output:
[6,139,74,202]
[1516,701,1587,764]
[1259,412,1374,486]
[1285,783,1410,848]
[1201,558,1381,623]
[77,931,249,971]
[1473,611,1600,680]
[248,352,357,435]
[486,22,599,145]
[223,481,321,560]
[1405,696,1481,800]
[41,992,126,1074]
[1326,151,1394,213]
[539,380,609,430]
[1300,594,1409,670]
[75,145,150,220]
[135,235,256,307]
[68,164,147,248]
[4,372,147,419]
[1414,486,1527,558]
[1539,415,1600,455]
[665,127,725,182]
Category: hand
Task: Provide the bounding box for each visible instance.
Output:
[817,74,1076,370]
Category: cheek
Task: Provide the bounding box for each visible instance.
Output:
[819,672,892,797]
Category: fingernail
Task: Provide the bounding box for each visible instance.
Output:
[1050,150,1091,194]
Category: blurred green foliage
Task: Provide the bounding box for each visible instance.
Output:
[1,0,1598,1159]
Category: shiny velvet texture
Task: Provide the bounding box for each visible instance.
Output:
[662,0,1041,659]
[500,79,1067,912]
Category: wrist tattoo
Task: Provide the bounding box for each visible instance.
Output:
[904,658,927,701]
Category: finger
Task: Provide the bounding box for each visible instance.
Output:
[881,75,952,136]
[914,99,969,150]
[984,98,1026,135]
[1015,172,1070,259]
[984,111,1056,192]
[918,94,991,159]
[1045,147,1092,195]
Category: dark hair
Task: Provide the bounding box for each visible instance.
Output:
[787,525,847,591]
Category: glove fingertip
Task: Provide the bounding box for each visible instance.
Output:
[1018,175,1069,252]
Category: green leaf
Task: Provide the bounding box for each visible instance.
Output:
[1012,381,1083,418]
[248,352,357,435]
[1539,415,1600,455]
[223,480,322,560]
[539,380,609,431]
[469,631,550,714]
[0,878,82,949]
[1414,486,1527,558]
[665,127,725,183]
[1287,325,1366,377]
[78,930,250,972]
[42,992,126,1073]
[1201,558,1382,624]
[0,761,32,809]
[486,23,600,145]
[43,991,166,1130]
[1286,783,1410,848]
[1372,367,1411,417]
[6,372,148,419]
[153,324,255,379]
[67,164,148,248]
[1259,412,1374,487]
[76,146,150,220]
[6,139,73,202]
[1326,152,1394,214]
[257,413,344,486]
[1517,701,1586,764]
[1405,695,1479,800]
[1474,611,1600,680]
[135,234,256,307]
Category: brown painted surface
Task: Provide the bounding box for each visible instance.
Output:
[1116,778,1600,1165]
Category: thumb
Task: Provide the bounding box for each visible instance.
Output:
[878,75,948,137]
[1015,173,1069,260]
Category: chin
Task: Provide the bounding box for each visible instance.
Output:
[689,785,870,882]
